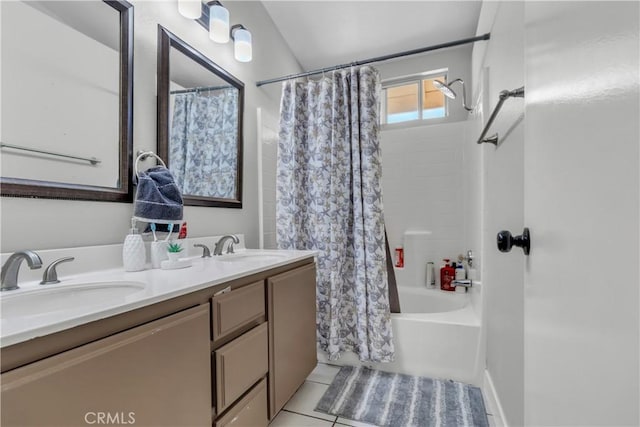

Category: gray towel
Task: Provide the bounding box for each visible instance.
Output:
[134,166,183,222]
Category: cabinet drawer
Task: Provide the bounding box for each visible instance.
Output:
[212,281,265,343]
[215,377,268,427]
[215,322,268,413]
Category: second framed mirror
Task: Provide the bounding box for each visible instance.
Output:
[157,25,244,208]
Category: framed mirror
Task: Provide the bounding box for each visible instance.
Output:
[0,0,134,202]
[157,25,244,209]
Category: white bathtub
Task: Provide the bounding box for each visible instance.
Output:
[318,285,483,386]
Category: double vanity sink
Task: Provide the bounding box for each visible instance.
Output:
[0,248,310,347]
[1,243,318,426]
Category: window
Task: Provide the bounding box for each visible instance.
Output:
[381,72,447,125]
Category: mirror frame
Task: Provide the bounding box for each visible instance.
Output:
[157,25,244,209]
[0,0,134,202]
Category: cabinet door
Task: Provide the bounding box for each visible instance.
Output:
[1,305,211,427]
[267,263,317,418]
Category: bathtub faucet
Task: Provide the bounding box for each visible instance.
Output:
[452,279,472,292]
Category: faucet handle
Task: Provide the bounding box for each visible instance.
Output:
[193,244,211,258]
[40,257,75,285]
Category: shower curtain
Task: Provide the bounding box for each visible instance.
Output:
[276,66,395,363]
[170,90,238,198]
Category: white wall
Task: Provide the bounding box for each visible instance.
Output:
[471,2,525,425]
[523,2,639,425]
[0,1,301,252]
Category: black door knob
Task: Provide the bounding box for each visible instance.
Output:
[497,228,531,255]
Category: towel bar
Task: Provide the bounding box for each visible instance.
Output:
[477,86,525,145]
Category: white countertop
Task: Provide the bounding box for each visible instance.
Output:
[0,248,316,348]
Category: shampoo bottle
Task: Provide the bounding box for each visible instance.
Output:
[455,261,466,280]
[123,218,146,272]
[440,259,455,291]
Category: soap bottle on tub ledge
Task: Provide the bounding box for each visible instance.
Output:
[440,259,455,292]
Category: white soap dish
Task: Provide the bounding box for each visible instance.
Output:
[161,259,192,270]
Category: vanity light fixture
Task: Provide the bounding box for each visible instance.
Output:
[178,0,201,19]
[189,1,253,63]
[231,24,252,62]
[208,1,230,43]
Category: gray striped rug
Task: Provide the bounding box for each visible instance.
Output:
[315,366,489,427]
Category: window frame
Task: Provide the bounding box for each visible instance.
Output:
[381,69,449,126]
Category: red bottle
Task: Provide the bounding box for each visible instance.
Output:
[178,222,188,239]
[394,247,404,268]
[440,259,455,291]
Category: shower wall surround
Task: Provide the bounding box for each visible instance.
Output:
[380,121,469,281]
[1,1,302,252]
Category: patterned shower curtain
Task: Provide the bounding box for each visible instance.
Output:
[276,66,395,363]
[169,90,238,198]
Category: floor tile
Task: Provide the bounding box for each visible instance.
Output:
[335,416,380,427]
[306,363,341,385]
[269,410,334,427]
[283,381,336,422]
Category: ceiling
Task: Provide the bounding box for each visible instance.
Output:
[261,1,483,72]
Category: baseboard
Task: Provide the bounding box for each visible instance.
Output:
[483,370,508,427]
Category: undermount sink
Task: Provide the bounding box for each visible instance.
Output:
[216,252,289,264]
[0,281,146,319]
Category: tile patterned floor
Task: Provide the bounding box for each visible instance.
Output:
[269,363,496,427]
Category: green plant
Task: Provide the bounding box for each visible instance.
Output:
[167,242,183,253]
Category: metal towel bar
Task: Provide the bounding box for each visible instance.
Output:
[0,142,101,165]
[477,86,525,145]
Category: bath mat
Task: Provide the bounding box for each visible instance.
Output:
[315,366,489,427]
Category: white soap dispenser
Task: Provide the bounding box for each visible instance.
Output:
[123,218,146,272]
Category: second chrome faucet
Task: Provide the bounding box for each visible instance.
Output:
[213,235,240,256]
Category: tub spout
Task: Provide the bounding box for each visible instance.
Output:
[452,279,472,290]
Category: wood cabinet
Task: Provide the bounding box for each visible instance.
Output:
[1,305,211,427]
[267,262,318,418]
[1,259,317,427]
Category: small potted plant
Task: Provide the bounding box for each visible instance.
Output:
[166,242,183,262]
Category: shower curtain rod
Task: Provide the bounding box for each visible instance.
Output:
[256,33,490,87]
[170,84,232,95]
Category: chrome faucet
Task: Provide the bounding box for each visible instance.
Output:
[213,235,240,256]
[1,250,43,291]
[40,257,75,285]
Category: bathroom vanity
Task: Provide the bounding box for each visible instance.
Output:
[0,249,317,426]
